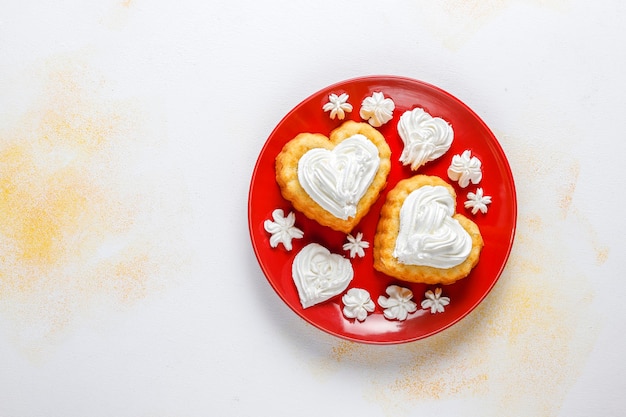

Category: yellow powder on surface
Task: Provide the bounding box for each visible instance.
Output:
[331,341,360,362]
[101,0,135,30]
[0,53,189,359]
[558,161,580,217]
[311,133,603,417]
[570,206,610,266]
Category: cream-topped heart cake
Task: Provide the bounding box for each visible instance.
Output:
[373,175,483,285]
[276,121,391,233]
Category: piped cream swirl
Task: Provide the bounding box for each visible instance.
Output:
[397,108,453,170]
[393,185,471,268]
[298,134,380,220]
[360,92,395,127]
[447,149,482,188]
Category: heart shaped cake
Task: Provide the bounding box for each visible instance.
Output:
[373,175,483,285]
[275,121,391,233]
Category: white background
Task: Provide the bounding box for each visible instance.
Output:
[0,0,625,416]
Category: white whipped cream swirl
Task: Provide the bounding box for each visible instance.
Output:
[292,243,353,308]
[298,134,380,220]
[393,185,471,269]
[397,108,453,170]
[342,288,375,321]
[447,150,482,188]
[377,285,417,321]
[360,92,395,127]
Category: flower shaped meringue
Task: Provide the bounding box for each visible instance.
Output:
[263,209,304,251]
[342,288,375,321]
[465,188,492,215]
[323,93,353,120]
[342,232,369,258]
[378,285,418,321]
[421,288,450,314]
[447,150,482,188]
[360,92,395,127]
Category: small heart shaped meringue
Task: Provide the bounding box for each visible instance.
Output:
[292,243,353,308]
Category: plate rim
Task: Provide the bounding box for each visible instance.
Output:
[248,75,518,344]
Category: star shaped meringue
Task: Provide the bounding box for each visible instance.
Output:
[421,288,450,314]
[464,188,492,215]
[263,209,303,251]
[342,232,369,258]
[322,93,353,120]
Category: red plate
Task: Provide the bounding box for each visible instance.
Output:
[248,76,516,344]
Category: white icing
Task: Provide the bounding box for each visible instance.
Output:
[360,92,395,127]
[292,243,353,309]
[421,288,450,314]
[342,232,369,258]
[397,107,453,170]
[377,285,417,321]
[322,93,353,120]
[464,188,491,215]
[298,134,380,220]
[393,185,472,269]
[447,150,482,188]
[342,288,375,321]
[263,209,303,251]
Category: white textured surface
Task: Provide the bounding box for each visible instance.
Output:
[0,1,624,416]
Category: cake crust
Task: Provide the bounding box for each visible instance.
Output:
[373,175,483,285]
[275,121,391,233]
